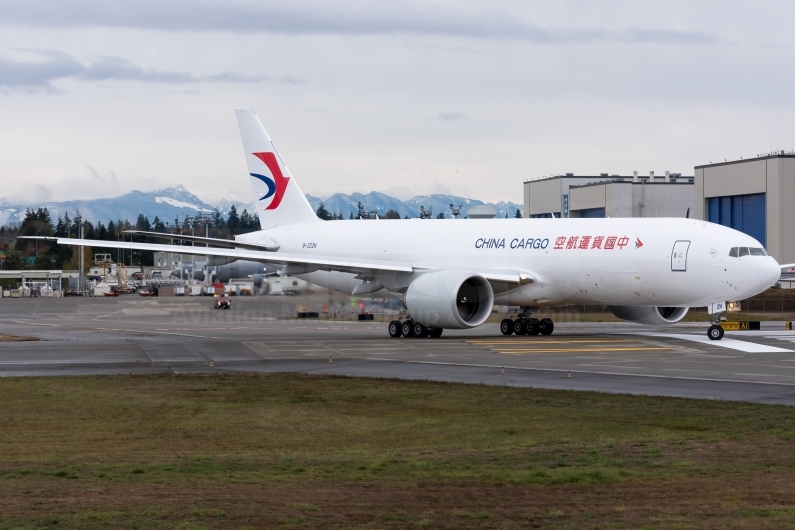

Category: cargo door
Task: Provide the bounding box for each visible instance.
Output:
[671,240,691,271]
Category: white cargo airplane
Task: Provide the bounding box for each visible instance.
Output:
[25,109,784,341]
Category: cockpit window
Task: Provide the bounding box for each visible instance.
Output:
[730,246,767,257]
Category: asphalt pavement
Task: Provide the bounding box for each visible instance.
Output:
[3,296,795,405]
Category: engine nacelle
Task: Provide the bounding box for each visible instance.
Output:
[405,270,494,329]
[608,305,689,326]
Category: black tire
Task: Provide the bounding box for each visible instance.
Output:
[429,327,443,338]
[500,319,514,335]
[539,318,554,336]
[388,320,402,338]
[402,320,415,338]
[527,318,541,336]
[514,319,527,335]
[413,322,430,338]
[708,324,724,341]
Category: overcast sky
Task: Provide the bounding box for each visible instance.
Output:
[1,0,794,206]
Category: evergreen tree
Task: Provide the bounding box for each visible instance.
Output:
[212,208,224,229]
[152,216,165,231]
[15,208,54,252]
[136,214,151,231]
[436,212,445,219]
[252,212,260,228]
[62,212,72,236]
[316,201,331,220]
[36,207,52,226]
[384,209,401,219]
[96,222,108,240]
[240,209,253,232]
[227,205,240,233]
[356,202,366,219]
[514,208,523,218]
[54,216,67,237]
[72,210,83,237]
[349,211,354,220]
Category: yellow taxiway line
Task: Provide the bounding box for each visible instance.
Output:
[466,339,634,345]
[494,346,674,354]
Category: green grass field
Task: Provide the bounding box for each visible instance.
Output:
[1,374,795,529]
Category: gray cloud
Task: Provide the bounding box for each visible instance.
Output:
[437,112,469,122]
[0,1,716,45]
[0,49,267,91]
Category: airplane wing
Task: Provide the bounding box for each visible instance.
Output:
[20,236,413,274]
[20,237,537,291]
[121,230,280,252]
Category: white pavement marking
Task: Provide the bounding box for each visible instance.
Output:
[762,332,795,343]
[641,333,794,353]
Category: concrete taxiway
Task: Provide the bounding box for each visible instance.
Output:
[3,296,795,405]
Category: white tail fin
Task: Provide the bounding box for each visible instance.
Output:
[235,108,318,229]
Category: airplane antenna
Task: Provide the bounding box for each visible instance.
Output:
[685,207,690,218]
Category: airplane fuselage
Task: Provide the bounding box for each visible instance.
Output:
[237,217,780,308]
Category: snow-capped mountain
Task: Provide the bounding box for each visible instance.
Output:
[0,185,524,227]
[0,185,217,226]
[310,192,523,219]
[307,192,416,219]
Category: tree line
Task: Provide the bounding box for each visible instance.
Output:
[314,201,522,220]
[0,205,260,270]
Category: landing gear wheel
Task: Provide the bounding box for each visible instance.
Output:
[429,327,443,338]
[401,320,415,338]
[527,318,541,336]
[413,322,430,338]
[500,319,514,336]
[539,318,554,336]
[708,324,724,341]
[514,319,527,335]
[388,320,402,338]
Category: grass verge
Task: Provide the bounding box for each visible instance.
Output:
[1,373,795,528]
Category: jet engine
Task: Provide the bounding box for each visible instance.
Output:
[608,306,689,326]
[405,271,494,329]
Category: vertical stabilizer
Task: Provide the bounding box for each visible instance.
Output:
[235,108,319,229]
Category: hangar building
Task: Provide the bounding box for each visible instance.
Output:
[523,172,693,219]
[694,153,795,263]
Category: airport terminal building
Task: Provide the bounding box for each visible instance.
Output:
[523,172,693,219]
[523,153,795,263]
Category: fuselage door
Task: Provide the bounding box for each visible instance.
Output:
[671,240,691,272]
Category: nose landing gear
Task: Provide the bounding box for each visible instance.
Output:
[707,311,724,340]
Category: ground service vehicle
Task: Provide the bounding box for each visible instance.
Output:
[214,297,231,310]
[25,109,787,340]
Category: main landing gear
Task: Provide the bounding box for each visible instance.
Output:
[707,312,724,341]
[500,307,554,336]
[388,317,443,338]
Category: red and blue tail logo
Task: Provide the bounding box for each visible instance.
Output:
[635,237,643,249]
[250,152,290,210]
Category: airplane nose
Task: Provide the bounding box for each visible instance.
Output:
[759,257,781,287]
